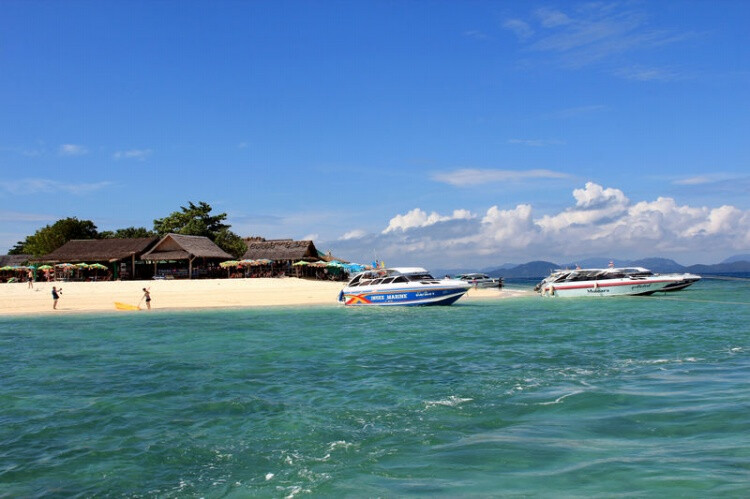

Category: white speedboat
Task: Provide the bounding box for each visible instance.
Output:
[451,273,504,289]
[339,267,471,306]
[535,267,701,298]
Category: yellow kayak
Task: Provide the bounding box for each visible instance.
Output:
[114,302,140,311]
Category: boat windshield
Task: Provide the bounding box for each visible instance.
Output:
[406,273,437,282]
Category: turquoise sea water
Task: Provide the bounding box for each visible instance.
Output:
[1,279,749,497]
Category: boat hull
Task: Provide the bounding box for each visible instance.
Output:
[341,286,469,306]
[542,279,680,297]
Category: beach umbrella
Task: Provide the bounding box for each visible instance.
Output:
[75,263,90,269]
[38,265,53,270]
[292,261,309,266]
[219,260,240,268]
[238,259,256,267]
[0,265,13,271]
[90,263,107,270]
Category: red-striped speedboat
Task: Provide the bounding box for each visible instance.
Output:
[536,267,701,298]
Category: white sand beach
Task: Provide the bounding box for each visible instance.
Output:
[0,278,529,316]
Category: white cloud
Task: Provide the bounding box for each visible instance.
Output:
[506,3,691,69]
[340,229,366,240]
[432,168,569,186]
[59,144,88,156]
[534,7,572,28]
[614,65,682,82]
[503,19,534,40]
[383,208,474,233]
[113,149,152,160]
[329,182,750,267]
[1,178,112,195]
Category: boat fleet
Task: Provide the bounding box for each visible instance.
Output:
[338,264,701,306]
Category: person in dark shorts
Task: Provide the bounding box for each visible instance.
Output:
[52,286,61,309]
[142,288,151,310]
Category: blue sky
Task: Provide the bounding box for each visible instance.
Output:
[1,0,749,267]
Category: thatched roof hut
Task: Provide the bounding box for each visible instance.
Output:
[141,234,233,279]
[34,238,158,264]
[0,254,31,266]
[242,239,319,263]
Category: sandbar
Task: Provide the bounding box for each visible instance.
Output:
[0,278,529,316]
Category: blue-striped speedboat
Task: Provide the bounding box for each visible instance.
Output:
[339,267,471,306]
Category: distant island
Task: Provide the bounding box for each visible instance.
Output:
[435,255,750,280]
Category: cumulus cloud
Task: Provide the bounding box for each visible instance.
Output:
[432,168,569,186]
[58,144,88,156]
[383,208,474,233]
[329,182,750,267]
[340,229,366,240]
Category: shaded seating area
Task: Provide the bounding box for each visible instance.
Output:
[32,238,159,280]
[141,233,233,279]
[0,255,32,283]
[242,238,327,277]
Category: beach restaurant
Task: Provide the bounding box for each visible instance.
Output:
[141,233,233,279]
[33,237,159,280]
[241,238,349,279]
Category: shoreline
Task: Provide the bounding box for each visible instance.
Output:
[0,278,530,317]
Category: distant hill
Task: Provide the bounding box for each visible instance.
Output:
[483,256,750,279]
[487,261,559,278]
[722,254,750,264]
[687,261,750,274]
[628,258,686,272]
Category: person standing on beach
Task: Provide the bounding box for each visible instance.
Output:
[142,288,151,310]
[27,269,34,289]
[52,286,61,309]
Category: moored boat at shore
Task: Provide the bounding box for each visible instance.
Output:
[535,266,701,298]
[339,267,471,306]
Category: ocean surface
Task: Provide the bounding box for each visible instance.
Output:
[2,278,749,497]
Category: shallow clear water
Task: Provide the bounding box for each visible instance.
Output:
[2,279,749,496]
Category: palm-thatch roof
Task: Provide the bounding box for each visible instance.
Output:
[0,254,31,266]
[141,233,232,261]
[242,239,319,262]
[33,238,159,263]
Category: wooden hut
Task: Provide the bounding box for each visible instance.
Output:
[141,233,233,279]
[0,254,31,267]
[33,238,158,280]
[242,239,319,264]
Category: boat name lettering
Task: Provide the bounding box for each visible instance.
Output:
[586,288,609,293]
[386,294,408,300]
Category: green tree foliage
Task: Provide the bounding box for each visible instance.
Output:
[13,217,98,256]
[214,228,248,259]
[99,227,156,239]
[153,201,247,258]
[153,201,229,238]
